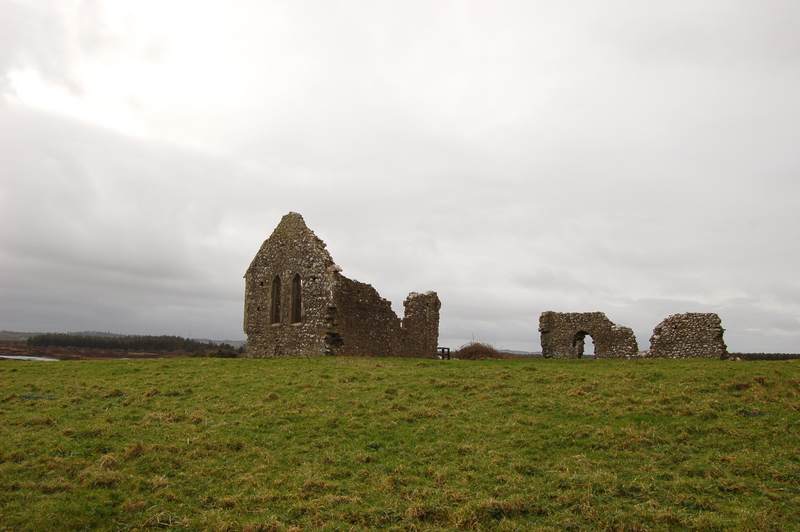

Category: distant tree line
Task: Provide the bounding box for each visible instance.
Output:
[26,333,236,353]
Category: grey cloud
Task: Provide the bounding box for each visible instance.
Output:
[0,106,247,336]
[2,1,800,353]
[0,0,168,97]
[512,268,601,296]
[0,0,80,94]
[598,1,800,67]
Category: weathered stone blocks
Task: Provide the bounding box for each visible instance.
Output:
[648,312,727,359]
[539,311,638,359]
[538,310,728,359]
[244,212,440,358]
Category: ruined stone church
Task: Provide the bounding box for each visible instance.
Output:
[244,212,441,358]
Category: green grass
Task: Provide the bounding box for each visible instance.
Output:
[1,357,799,531]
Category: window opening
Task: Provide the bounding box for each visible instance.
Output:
[290,274,302,323]
[270,276,281,324]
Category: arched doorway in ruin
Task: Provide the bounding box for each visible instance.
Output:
[572,330,595,358]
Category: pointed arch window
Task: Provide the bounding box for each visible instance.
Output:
[270,276,281,324]
[290,274,302,323]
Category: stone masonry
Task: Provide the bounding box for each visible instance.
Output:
[648,312,728,359]
[244,212,440,358]
[539,311,639,359]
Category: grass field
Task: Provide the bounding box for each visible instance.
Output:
[1,356,799,531]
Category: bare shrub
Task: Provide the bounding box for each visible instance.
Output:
[451,342,514,360]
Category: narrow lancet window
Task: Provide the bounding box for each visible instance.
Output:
[291,274,302,323]
[270,276,281,324]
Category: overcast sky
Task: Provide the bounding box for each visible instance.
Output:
[2,0,799,352]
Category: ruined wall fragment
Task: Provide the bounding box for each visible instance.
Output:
[401,291,442,359]
[327,274,402,357]
[649,313,727,359]
[538,311,638,359]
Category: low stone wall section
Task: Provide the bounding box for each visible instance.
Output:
[648,312,728,359]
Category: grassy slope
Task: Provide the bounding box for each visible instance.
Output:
[1,357,799,531]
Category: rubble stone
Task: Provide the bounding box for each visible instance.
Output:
[538,311,638,359]
[648,312,727,359]
[244,212,440,358]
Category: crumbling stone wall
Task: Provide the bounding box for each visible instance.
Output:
[244,212,440,359]
[539,311,638,359]
[326,274,401,357]
[401,292,442,358]
[648,313,727,359]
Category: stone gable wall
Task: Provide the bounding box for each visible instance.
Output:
[244,213,335,358]
[648,313,728,359]
[539,311,639,359]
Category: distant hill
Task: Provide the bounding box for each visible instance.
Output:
[499,349,542,358]
[0,331,40,341]
[2,330,129,341]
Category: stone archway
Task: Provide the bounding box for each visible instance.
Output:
[572,330,596,358]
